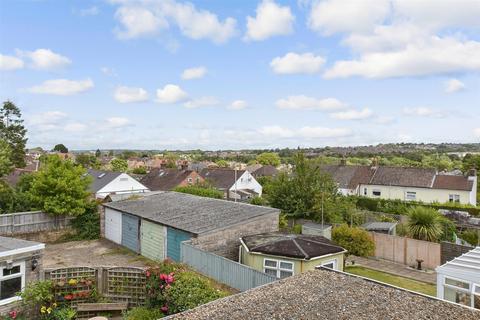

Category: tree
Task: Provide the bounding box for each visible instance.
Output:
[406,206,443,242]
[28,155,92,215]
[215,160,229,168]
[95,149,101,158]
[52,144,68,153]
[332,224,375,257]
[0,139,13,178]
[110,158,128,172]
[76,154,100,169]
[256,152,281,166]
[0,101,27,167]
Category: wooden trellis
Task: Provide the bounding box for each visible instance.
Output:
[45,266,98,306]
[103,267,146,306]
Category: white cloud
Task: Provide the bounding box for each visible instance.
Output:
[308,0,390,35]
[64,123,87,132]
[276,95,345,111]
[258,125,294,138]
[17,49,71,70]
[114,86,148,103]
[474,128,480,138]
[29,111,67,126]
[403,107,445,118]
[28,79,94,95]
[181,66,207,80]
[79,6,99,16]
[270,52,325,74]
[183,96,219,109]
[156,84,188,103]
[100,67,117,76]
[244,0,295,41]
[0,54,24,70]
[445,78,465,94]
[227,100,247,110]
[105,117,131,128]
[258,125,351,139]
[330,108,373,120]
[113,1,237,43]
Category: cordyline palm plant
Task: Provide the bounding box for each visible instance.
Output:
[407,206,443,242]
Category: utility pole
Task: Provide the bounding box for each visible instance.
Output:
[234,167,237,203]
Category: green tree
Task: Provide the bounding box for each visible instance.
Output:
[332,224,375,257]
[215,159,229,168]
[0,139,13,178]
[28,155,92,215]
[256,152,281,166]
[76,154,100,169]
[52,143,68,153]
[0,101,27,167]
[406,206,443,242]
[110,158,128,172]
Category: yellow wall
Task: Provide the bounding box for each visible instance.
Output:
[240,245,344,275]
[359,184,472,205]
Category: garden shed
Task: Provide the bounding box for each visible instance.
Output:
[436,246,480,309]
[103,191,279,261]
[0,236,44,314]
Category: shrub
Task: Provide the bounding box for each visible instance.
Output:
[459,229,479,246]
[407,207,443,242]
[292,224,302,234]
[123,307,163,320]
[68,201,100,240]
[173,186,223,199]
[332,224,375,257]
[132,167,147,174]
[279,214,288,229]
[249,196,267,206]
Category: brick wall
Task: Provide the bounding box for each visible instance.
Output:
[192,212,279,260]
[440,241,474,265]
[10,229,72,243]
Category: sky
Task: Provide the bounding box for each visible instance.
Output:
[0,0,479,151]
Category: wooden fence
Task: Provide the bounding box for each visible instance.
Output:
[181,241,276,292]
[370,232,441,269]
[0,211,73,235]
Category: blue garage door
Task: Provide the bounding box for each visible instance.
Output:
[122,214,140,253]
[167,227,192,262]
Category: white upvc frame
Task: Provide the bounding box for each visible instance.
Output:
[405,191,416,201]
[0,261,26,306]
[318,259,337,270]
[263,258,294,279]
[443,275,480,309]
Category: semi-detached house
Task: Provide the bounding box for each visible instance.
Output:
[322,164,477,205]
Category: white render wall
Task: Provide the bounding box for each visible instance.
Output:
[96,173,149,199]
[229,171,262,196]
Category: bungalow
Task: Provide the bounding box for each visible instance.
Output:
[200,168,262,200]
[140,168,204,191]
[0,237,44,314]
[87,169,149,199]
[102,192,279,261]
[239,233,346,279]
[436,246,480,309]
[246,164,278,179]
[322,164,477,205]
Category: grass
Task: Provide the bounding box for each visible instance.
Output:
[345,266,436,297]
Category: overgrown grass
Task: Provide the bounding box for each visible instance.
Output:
[345,266,436,296]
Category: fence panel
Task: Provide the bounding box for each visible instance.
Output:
[181,241,276,292]
[45,266,98,306]
[0,211,73,235]
[103,267,146,306]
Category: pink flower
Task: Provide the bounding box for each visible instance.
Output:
[161,305,169,313]
[160,274,167,281]
[145,270,151,277]
[9,311,17,319]
[166,275,174,284]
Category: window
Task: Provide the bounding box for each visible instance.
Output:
[318,259,337,270]
[475,285,480,310]
[0,262,25,305]
[372,190,381,196]
[363,188,367,196]
[443,277,476,308]
[263,259,293,279]
[187,177,193,184]
[405,191,416,201]
[449,194,460,203]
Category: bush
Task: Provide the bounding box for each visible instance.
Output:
[332,224,375,257]
[292,224,302,234]
[459,229,479,246]
[69,201,100,240]
[132,167,147,174]
[173,186,223,199]
[123,307,163,320]
[407,207,443,242]
[249,196,267,206]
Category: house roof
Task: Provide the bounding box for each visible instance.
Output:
[251,165,278,177]
[362,222,397,232]
[242,233,345,260]
[436,246,480,283]
[140,168,197,191]
[0,236,44,257]
[369,166,436,188]
[200,168,245,190]
[103,191,279,235]
[167,269,479,320]
[432,175,474,191]
[246,164,263,173]
[321,165,374,189]
[87,169,122,193]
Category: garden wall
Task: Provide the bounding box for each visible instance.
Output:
[440,241,474,265]
[0,211,73,236]
[370,232,441,269]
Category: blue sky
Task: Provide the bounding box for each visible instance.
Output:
[1,0,479,150]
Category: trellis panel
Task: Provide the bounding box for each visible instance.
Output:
[103,266,146,306]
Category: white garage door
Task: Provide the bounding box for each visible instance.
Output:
[105,208,122,244]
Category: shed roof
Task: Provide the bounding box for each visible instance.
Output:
[362,222,397,231]
[87,169,122,192]
[436,246,480,283]
[242,233,345,260]
[104,192,279,235]
[167,269,480,320]
[0,236,44,257]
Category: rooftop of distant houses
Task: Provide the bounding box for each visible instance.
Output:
[200,168,246,190]
[167,269,480,320]
[140,168,199,191]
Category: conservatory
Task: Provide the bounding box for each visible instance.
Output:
[436,246,480,309]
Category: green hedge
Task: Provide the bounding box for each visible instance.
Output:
[173,186,223,199]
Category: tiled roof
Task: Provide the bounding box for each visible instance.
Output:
[103,191,279,235]
[369,166,436,188]
[242,233,345,259]
[432,175,474,191]
[321,165,374,189]
[140,168,198,191]
[200,168,245,190]
[87,169,122,192]
[167,269,480,320]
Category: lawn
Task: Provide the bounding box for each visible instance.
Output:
[345,266,436,296]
